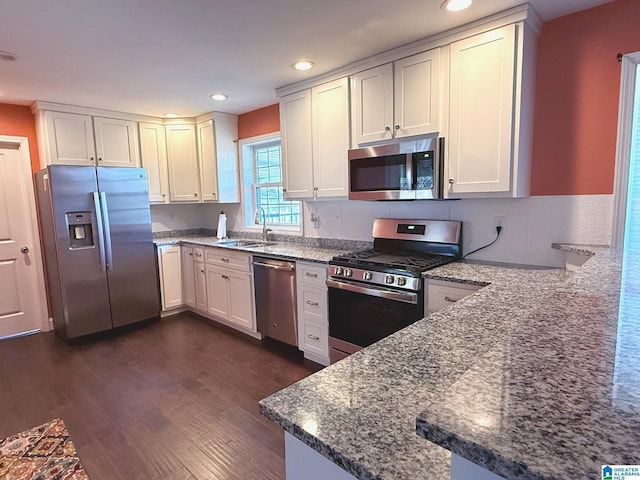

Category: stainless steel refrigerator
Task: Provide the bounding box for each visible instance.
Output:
[35,165,160,340]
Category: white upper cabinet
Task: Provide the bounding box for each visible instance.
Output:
[196,115,240,203]
[93,117,139,167]
[281,90,314,198]
[166,124,200,202]
[37,109,140,168]
[446,23,534,198]
[281,78,350,199]
[351,64,394,144]
[311,77,350,198]
[351,49,440,146]
[42,111,96,166]
[139,122,169,203]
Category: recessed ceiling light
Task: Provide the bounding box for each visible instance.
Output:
[0,51,16,61]
[210,93,228,101]
[164,113,179,118]
[441,0,472,12]
[292,61,315,71]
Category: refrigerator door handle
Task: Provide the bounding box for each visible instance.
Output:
[92,191,107,272]
[99,191,114,271]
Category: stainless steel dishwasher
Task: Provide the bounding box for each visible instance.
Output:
[252,256,298,346]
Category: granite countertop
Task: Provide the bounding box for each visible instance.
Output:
[259,259,574,480]
[416,246,640,480]
[153,234,359,263]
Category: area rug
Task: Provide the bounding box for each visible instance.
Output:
[0,418,89,479]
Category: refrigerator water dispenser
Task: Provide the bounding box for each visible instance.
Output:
[66,212,94,248]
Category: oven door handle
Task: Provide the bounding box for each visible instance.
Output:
[326,278,418,304]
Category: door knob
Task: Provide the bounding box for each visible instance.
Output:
[20,246,29,254]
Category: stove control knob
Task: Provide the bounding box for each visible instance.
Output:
[385,275,395,284]
[363,271,372,281]
[397,277,407,286]
[335,267,344,275]
[344,269,353,278]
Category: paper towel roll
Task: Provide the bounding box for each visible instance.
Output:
[216,212,227,239]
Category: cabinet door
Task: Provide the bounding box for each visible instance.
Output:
[213,116,240,203]
[166,124,201,202]
[205,264,229,319]
[93,117,140,167]
[280,90,313,198]
[394,49,440,138]
[447,25,516,195]
[45,111,96,166]
[158,245,183,310]
[312,78,350,197]
[195,262,208,312]
[227,270,255,331]
[196,120,220,202]
[351,63,393,145]
[139,123,169,203]
[181,246,196,308]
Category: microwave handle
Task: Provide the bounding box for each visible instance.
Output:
[438,137,445,198]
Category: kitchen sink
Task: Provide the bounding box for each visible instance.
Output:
[216,239,274,248]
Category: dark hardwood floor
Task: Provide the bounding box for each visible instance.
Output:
[0,313,318,479]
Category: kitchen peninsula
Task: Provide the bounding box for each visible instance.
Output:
[260,245,637,480]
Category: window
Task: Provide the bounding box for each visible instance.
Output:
[240,133,301,231]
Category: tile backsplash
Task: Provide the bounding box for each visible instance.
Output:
[150,194,613,267]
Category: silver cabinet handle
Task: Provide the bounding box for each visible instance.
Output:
[90,156,95,162]
[200,269,205,273]
[444,296,457,303]
[189,252,193,256]
[448,178,455,185]
[305,272,318,278]
[221,257,230,263]
[307,334,320,340]
[395,124,400,130]
[194,193,198,196]
[98,157,103,162]
[384,126,390,132]
[306,300,319,306]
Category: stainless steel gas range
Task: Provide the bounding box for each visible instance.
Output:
[327,218,462,363]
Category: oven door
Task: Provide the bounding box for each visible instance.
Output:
[327,278,424,362]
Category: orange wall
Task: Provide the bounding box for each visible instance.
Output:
[238,104,280,140]
[0,103,40,172]
[530,0,640,195]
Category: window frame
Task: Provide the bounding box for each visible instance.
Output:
[239,132,302,234]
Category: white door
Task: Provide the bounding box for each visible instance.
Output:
[447,25,516,195]
[227,271,254,330]
[181,246,196,308]
[166,125,201,202]
[280,90,314,198]
[93,117,140,167]
[45,111,96,166]
[196,120,220,202]
[394,49,441,138]
[139,122,169,203]
[158,245,183,310]
[312,77,350,197]
[0,143,46,338]
[206,264,229,319]
[351,63,394,145]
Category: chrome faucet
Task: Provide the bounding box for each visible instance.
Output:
[255,207,272,241]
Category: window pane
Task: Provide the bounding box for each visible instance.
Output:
[253,141,299,227]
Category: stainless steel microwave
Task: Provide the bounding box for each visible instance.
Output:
[348,136,444,200]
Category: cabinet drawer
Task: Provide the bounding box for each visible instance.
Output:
[205,247,251,272]
[297,262,327,287]
[298,286,327,323]
[299,320,329,358]
[427,282,481,313]
[193,247,205,262]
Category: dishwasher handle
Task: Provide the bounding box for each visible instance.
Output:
[252,260,295,272]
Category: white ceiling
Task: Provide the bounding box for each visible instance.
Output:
[0,0,613,117]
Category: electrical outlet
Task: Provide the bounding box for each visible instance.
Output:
[494,216,506,229]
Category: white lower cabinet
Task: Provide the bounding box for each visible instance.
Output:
[426,279,483,314]
[181,246,196,308]
[296,261,329,365]
[157,245,183,311]
[194,259,207,313]
[204,248,257,334]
